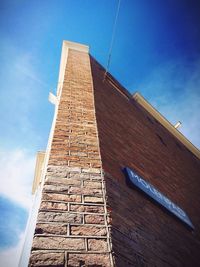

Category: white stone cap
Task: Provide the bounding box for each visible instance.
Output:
[63,40,89,53]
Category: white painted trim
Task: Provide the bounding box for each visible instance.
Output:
[48,92,58,105]
[31,151,45,194]
[133,92,200,159]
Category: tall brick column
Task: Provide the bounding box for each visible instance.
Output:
[29,42,113,267]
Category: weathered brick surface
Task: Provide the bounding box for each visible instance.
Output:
[29,48,112,266]
[37,211,82,223]
[32,236,85,250]
[82,168,101,174]
[40,201,68,211]
[35,223,67,235]
[42,193,81,202]
[83,180,102,189]
[91,56,200,266]
[70,225,107,236]
[43,184,68,193]
[68,186,102,195]
[69,203,104,213]
[45,177,81,186]
[84,196,104,203]
[29,251,64,266]
[88,238,108,251]
[85,214,105,224]
[67,253,111,267]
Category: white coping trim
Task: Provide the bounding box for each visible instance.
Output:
[18,40,89,267]
[31,151,45,194]
[133,92,200,160]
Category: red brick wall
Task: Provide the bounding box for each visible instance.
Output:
[29,49,113,267]
[91,57,200,266]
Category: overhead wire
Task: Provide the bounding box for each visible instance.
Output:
[103,0,121,82]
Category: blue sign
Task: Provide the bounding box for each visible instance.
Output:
[124,167,194,230]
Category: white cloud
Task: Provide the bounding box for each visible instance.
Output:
[0,149,35,209]
[0,233,24,267]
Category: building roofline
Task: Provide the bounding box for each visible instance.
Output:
[133,92,200,160]
[90,57,200,160]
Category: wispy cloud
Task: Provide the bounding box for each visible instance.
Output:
[137,59,200,149]
[0,149,35,209]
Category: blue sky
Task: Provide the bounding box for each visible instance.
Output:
[0,0,200,266]
[0,196,28,249]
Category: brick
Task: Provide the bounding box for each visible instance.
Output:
[48,160,68,165]
[68,186,102,195]
[82,168,101,174]
[40,201,68,211]
[38,212,82,223]
[85,214,105,224]
[67,253,111,267]
[83,180,102,189]
[70,225,107,236]
[29,251,64,266]
[70,204,104,213]
[42,193,81,202]
[35,223,67,235]
[70,151,88,157]
[67,167,81,172]
[90,174,102,180]
[69,172,89,179]
[88,238,108,251]
[46,177,81,186]
[43,184,68,193]
[84,196,104,203]
[90,161,102,168]
[46,166,70,177]
[32,236,85,250]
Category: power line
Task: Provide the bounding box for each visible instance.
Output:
[104,0,121,81]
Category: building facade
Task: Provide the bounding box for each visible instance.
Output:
[25,41,200,266]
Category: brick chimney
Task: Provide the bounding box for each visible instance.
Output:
[28,41,113,267]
